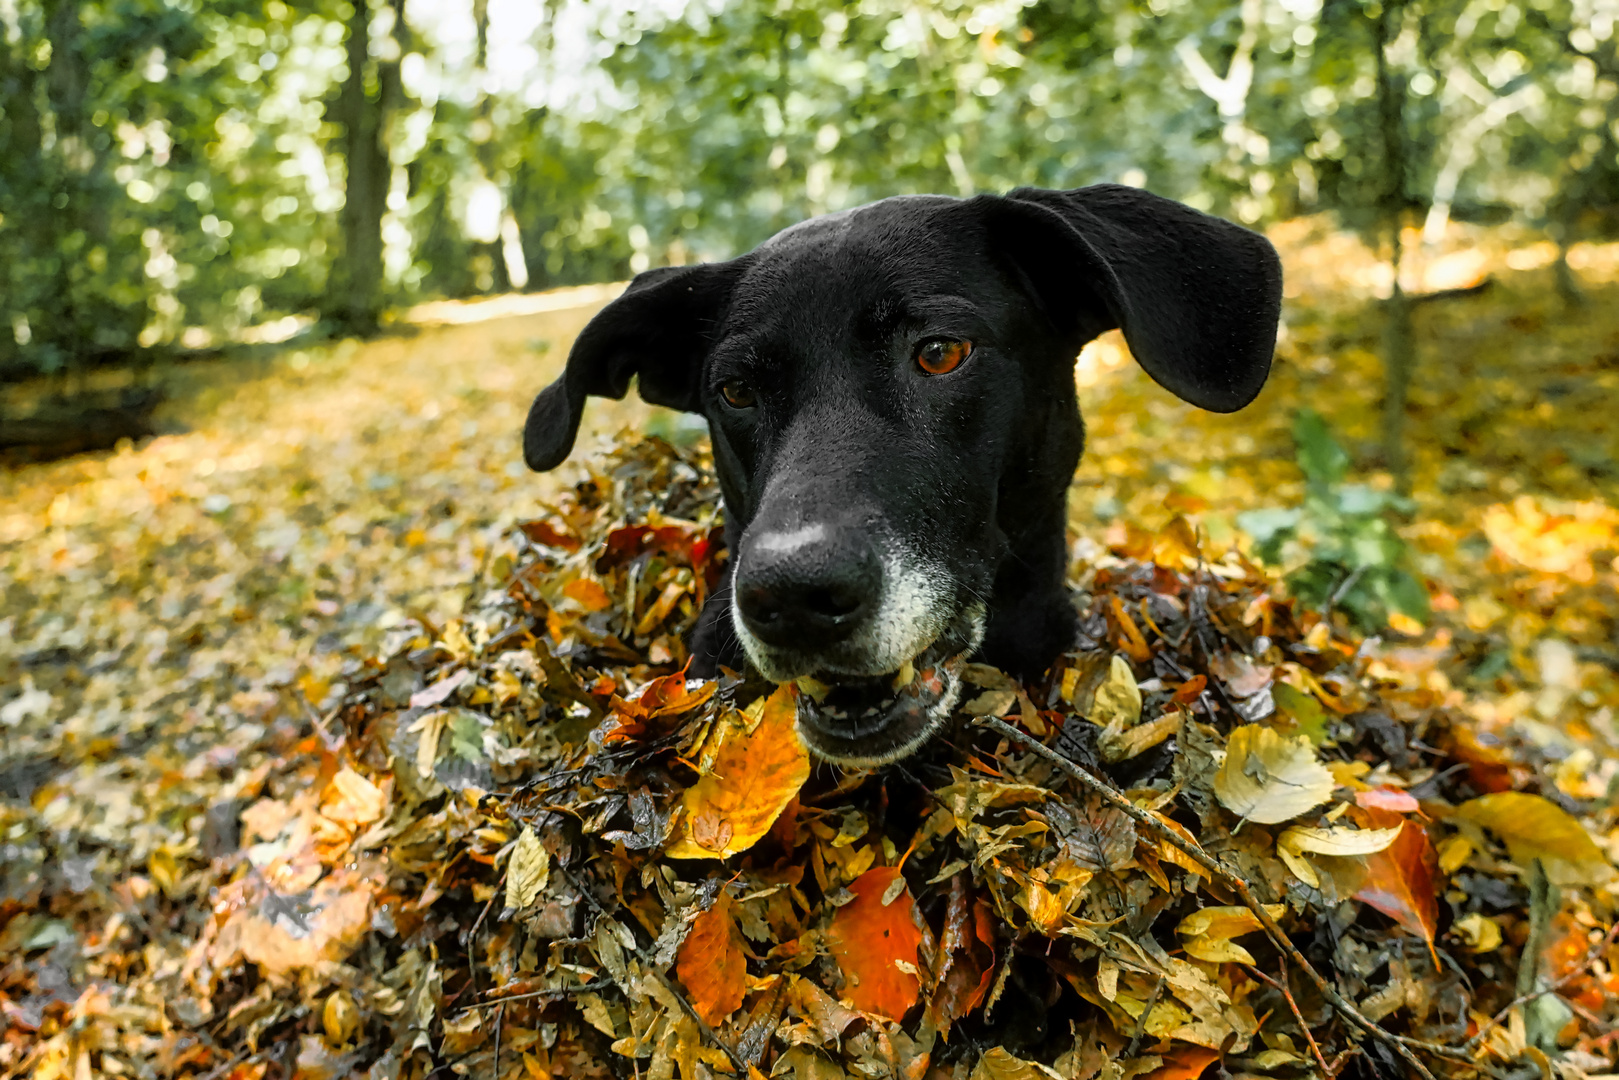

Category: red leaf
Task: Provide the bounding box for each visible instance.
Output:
[827,866,925,1021]
[1353,808,1440,966]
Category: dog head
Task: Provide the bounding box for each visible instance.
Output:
[525,184,1281,765]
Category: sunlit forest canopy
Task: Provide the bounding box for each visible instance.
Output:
[3,0,1617,374]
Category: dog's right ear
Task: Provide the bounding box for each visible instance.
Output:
[523,259,749,471]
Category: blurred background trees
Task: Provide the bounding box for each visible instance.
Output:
[3,0,1616,393]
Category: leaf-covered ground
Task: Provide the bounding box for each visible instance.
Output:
[2,226,1618,1080]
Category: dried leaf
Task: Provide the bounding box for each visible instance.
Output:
[826,866,924,1021]
[1089,655,1142,730]
[667,684,810,859]
[969,1047,1061,1080]
[1175,905,1285,965]
[1142,1044,1221,1080]
[505,827,550,911]
[1354,814,1440,964]
[1451,792,1614,886]
[319,767,387,829]
[1276,824,1402,889]
[677,891,748,1027]
[1213,725,1335,824]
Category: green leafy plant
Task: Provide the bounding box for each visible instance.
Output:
[1237,410,1431,631]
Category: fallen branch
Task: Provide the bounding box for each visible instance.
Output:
[975,715,1442,1080]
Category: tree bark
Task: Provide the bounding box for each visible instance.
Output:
[336,0,389,333]
[1374,0,1416,492]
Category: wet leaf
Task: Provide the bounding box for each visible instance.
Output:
[826,866,925,1021]
[1214,725,1335,824]
[667,684,810,859]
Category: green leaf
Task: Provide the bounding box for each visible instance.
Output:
[1293,409,1350,488]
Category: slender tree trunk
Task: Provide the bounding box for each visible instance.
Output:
[1374,0,1416,491]
[469,0,510,293]
[337,0,389,333]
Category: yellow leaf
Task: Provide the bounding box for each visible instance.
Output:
[1175,904,1284,964]
[1090,654,1142,730]
[1452,912,1503,953]
[1451,792,1614,885]
[505,826,550,910]
[1276,824,1402,888]
[667,684,810,859]
[969,1047,1062,1080]
[320,767,387,829]
[1214,725,1335,825]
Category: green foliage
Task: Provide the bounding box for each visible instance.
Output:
[1238,409,1432,631]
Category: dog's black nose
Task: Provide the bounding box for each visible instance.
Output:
[735,524,881,649]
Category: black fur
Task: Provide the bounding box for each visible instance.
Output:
[525,184,1281,759]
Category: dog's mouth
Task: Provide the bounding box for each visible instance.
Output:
[792,634,970,766]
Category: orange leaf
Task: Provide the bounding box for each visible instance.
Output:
[1143,1044,1220,1080]
[563,579,612,612]
[667,685,810,859]
[677,892,748,1027]
[1108,595,1153,663]
[827,866,925,1021]
[1353,808,1440,966]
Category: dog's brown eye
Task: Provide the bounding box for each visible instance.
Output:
[721,381,756,409]
[916,339,971,376]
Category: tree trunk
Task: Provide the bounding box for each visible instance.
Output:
[1373,0,1415,491]
[336,0,389,334]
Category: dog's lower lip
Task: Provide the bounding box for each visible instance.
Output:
[792,638,968,765]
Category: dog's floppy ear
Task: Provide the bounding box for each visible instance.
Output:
[980,184,1282,413]
[523,259,748,471]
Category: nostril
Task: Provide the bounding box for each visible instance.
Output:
[803,586,863,620]
[740,586,784,624]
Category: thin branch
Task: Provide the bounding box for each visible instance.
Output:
[975,715,1441,1080]
[453,979,613,1013]
[1245,960,1333,1078]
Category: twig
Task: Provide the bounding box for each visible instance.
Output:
[975,715,1441,1080]
[1245,960,1332,1078]
[1125,976,1165,1058]
[1462,919,1619,1054]
[558,865,745,1073]
[453,979,612,1013]
[493,1002,504,1080]
[1320,566,1367,618]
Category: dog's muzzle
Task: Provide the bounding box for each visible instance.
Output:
[729,524,984,763]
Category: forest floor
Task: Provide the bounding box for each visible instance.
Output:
[2,220,1619,1080]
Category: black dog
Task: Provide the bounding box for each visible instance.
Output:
[524,184,1281,765]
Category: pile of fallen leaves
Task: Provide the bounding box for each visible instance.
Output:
[8,432,1619,1080]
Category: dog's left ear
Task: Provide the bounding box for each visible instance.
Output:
[978,184,1282,412]
[524,258,749,471]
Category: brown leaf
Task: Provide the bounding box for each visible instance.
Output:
[926,876,996,1037]
[826,866,925,1021]
[1061,790,1137,871]
[667,685,810,859]
[677,891,748,1027]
